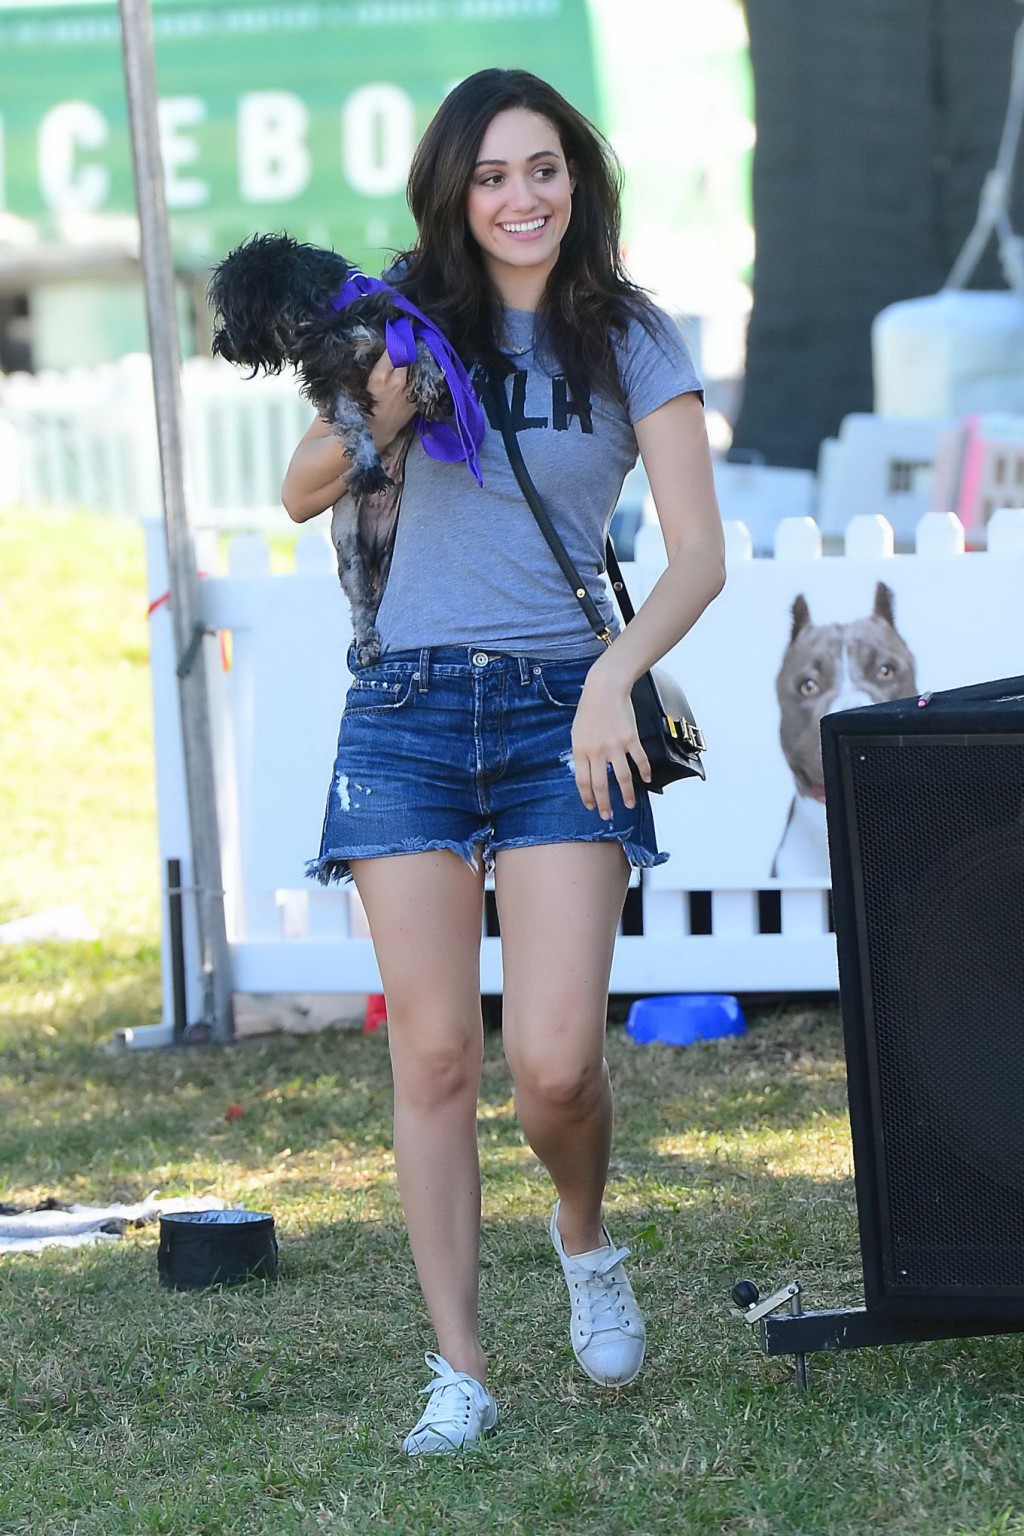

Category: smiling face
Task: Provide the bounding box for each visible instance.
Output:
[465,107,576,308]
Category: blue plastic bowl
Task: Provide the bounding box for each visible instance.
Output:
[625,994,747,1047]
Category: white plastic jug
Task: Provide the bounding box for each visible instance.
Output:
[872,290,1024,419]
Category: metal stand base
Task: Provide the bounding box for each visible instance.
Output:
[732,1279,1024,1389]
[732,1280,809,1389]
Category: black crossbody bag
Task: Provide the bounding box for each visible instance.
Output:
[484,368,706,791]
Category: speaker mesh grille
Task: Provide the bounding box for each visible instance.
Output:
[848,738,1024,1292]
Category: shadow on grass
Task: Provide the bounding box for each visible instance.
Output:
[4,1198,1024,1536]
[5,1203,1023,1420]
[2,958,852,1199]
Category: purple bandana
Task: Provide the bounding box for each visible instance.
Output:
[330,271,485,485]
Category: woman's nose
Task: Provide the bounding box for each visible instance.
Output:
[506,176,538,211]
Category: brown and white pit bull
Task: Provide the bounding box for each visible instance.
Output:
[771,581,918,879]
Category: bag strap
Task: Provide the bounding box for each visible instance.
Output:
[604,540,637,625]
[483,367,706,756]
[485,365,640,648]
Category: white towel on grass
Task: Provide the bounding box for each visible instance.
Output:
[0,1192,226,1253]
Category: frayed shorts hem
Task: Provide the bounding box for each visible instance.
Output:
[305,836,488,887]
[488,831,669,870]
[305,830,670,887]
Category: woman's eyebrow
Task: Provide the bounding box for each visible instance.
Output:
[474,150,562,167]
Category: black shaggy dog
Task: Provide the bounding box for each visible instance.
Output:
[207,233,453,664]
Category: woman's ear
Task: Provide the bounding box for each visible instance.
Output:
[568,161,578,193]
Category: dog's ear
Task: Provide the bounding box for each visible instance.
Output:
[790,594,811,640]
[873,582,896,627]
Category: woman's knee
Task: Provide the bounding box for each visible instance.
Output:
[507,1046,608,1115]
[391,1031,483,1109]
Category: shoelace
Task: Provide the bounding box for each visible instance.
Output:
[412,1353,483,1430]
[567,1245,633,1333]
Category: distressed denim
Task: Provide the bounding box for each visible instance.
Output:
[306,645,668,887]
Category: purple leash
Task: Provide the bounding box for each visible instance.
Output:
[331,271,485,485]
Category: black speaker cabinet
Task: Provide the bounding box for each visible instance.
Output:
[821,676,1024,1325]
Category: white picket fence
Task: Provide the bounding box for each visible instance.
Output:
[2,355,816,543]
[1,355,312,522]
[7,356,1024,1032]
[9,353,1013,555]
[144,506,1024,1034]
[8,353,998,556]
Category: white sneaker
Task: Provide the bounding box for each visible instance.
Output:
[549,1201,646,1387]
[401,1352,498,1456]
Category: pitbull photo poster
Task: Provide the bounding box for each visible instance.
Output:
[640,537,1024,894]
[770,581,917,880]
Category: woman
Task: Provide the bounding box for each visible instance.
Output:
[282,68,724,1455]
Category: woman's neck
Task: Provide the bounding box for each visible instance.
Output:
[486,264,549,314]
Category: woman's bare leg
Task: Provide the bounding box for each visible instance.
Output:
[351,848,487,1381]
[493,841,630,1255]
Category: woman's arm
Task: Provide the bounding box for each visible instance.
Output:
[281,416,349,523]
[598,390,725,672]
[572,390,726,817]
[281,353,419,523]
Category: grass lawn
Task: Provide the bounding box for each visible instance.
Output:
[2,509,1023,1536]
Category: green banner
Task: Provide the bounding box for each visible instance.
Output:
[0,0,599,270]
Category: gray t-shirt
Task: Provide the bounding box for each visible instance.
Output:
[374,304,703,661]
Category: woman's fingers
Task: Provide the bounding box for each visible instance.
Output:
[367,350,405,393]
[367,354,415,448]
[571,672,648,818]
[607,754,637,817]
[575,748,639,820]
[369,359,410,409]
[631,742,652,788]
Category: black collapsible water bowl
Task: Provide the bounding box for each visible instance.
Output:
[157,1208,278,1290]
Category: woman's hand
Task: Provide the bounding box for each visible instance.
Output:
[366,350,418,450]
[572,662,651,819]
[281,350,419,521]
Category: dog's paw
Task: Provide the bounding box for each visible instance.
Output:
[348,465,395,498]
[353,632,383,667]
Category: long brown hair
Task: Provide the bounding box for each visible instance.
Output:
[394,69,657,405]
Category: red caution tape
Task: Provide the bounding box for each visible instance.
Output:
[147,573,232,671]
[147,570,211,617]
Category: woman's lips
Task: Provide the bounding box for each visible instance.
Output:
[498,216,549,241]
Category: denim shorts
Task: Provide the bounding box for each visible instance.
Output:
[306,645,668,886]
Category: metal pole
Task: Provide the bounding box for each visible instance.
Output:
[944,6,1024,295]
[167,858,188,1047]
[119,0,234,1042]
[789,1288,808,1392]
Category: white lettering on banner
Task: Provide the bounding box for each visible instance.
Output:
[27,83,428,215]
[39,101,109,212]
[157,97,209,210]
[238,92,312,203]
[342,83,414,197]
